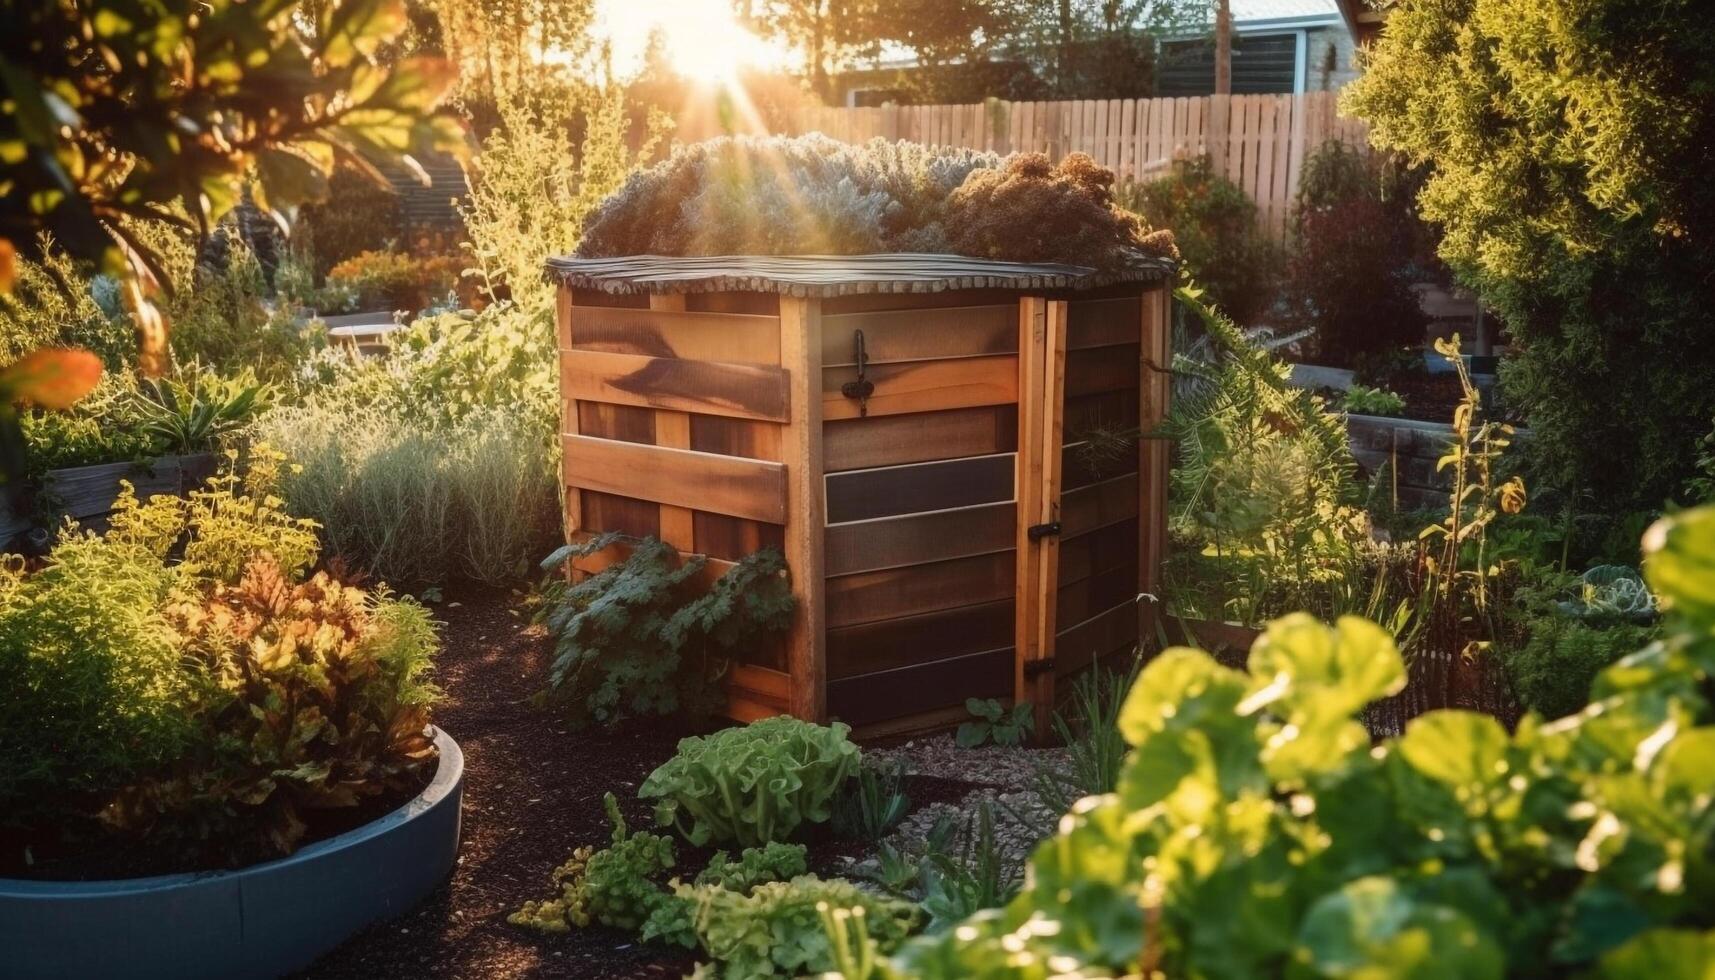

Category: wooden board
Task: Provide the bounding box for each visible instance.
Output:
[827,598,1015,679]
[1058,517,1139,585]
[824,500,1015,577]
[823,405,1017,472]
[581,490,661,540]
[1055,600,1141,677]
[562,434,788,524]
[821,304,1016,366]
[1060,472,1140,538]
[1139,289,1172,638]
[1067,296,1141,350]
[826,550,1015,629]
[691,415,783,461]
[1064,344,1141,397]
[1056,561,1139,628]
[824,452,1015,524]
[567,305,781,365]
[828,647,1012,727]
[561,349,791,423]
[779,295,827,722]
[728,663,791,722]
[577,402,655,444]
[823,355,1017,421]
[693,511,785,562]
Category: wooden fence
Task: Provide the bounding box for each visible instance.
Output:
[754,92,1368,241]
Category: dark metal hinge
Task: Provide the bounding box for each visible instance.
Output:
[1023,657,1057,678]
[839,329,875,417]
[1027,521,1062,541]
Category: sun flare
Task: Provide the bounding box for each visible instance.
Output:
[596,0,792,83]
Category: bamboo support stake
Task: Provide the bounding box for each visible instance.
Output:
[780,296,826,722]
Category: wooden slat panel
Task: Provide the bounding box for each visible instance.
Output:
[1063,389,1139,440]
[693,511,785,562]
[567,531,735,591]
[1067,296,1140,350]
[827,598,1014,679]
[1061,472,1140,538]
[563,434,788,523]
[1064,344,1140,397]
[1024,299,1067,728]
[568,306,781,364]
[690,416,784,462]
[1055,600,1141,677]
[730,663,790,706]
[819,288,1024,315]
[1057,561,1139,628]
[823,405,1017,472]
[821,304,1017,366]
[823,355,1017,421]
[824,452,1014,524]
[578,402,655,444]
[561,349,790,423]
[829,647,1012,728]
[1058,517,1139,585]
[824,500,1015,577]
[1061,439,1137,491]
[581,490,660,540]
[826,550,1015,629]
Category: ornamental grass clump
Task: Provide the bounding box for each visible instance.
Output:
[575,134,1175,271]
[640,716,862,848]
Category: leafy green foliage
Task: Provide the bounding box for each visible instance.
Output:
[1341,384,1406,418]
[1344,0,1715,510]
[0,0,461,312]
[867,503,1715,977]
[535,536,796,727]
[681,874,918,979]
[323,250,466,313]
[0,456,438,856]
[1280,141,1436,365]
[640,716,861,848]
[896,802,1024,934]
[130,370,270,456]
[0,237,132,367]
[510,792,680,934]
[831,758,910,841]
[1031,662,1136,814]
[576,135,1174,270]
[1119,156,1282,326]
[641,842,809,948]
[1504,613,1657,720]
[955,698,1034,748]
[1557,566,1658,624]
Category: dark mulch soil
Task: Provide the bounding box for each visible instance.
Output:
[297,588,694,980]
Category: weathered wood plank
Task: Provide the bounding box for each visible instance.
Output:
[559,288,584,539]
[1055,599,1141,677]
[562,434,788,524]
[824,452,1014,524]
[690,416,784,462]
[561,349,790,423]
[1064,344,1141,397]
[1014,296,1048,708]
[568,305,781,364]
[693,511,785,562]
[823,405,1017,472]
[823,355,1017,420]
[824,500,1015,577]
[1066,296,1141,350]
[1139,288,1172,639]
[779,296,827,722]
[826,550,1015,629]
[821,304,1017,366]
[578,402,655,444]
[580,490,661,540]
[1025,299,1067,726]
[1060,472,1140,538]
[828,647,1012,728]
[827,598,1015,679]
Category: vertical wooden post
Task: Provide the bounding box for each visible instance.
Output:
[557,286,583,544]
[1015,296,1064,726]
[1138,286,1173,642]
[779,296,826,723]
[648,294,697,554]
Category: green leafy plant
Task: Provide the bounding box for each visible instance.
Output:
[641,842,809,948]
[914,802,1024,933]
[131,370,270,455]
[955,697,1034,748]
[510,792,679,934]
[678,874,918,979]
[1341,383,1407,418]
[831,758,911,841]
[867,503,1715,978]
[1557,566,1657,624]
[1503,612,1657,720]
[640,716,862,848]
[1031,662,1136,815]
[535,536,796,727]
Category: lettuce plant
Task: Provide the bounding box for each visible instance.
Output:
[682,874,918,979]
[867,504,1715,978]
[640,716,862,847]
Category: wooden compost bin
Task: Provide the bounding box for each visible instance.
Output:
[548,254,1174,736]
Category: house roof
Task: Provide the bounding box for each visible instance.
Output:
[1229,0,1342,22]
[545,253,1175,298]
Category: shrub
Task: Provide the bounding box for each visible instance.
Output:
[323,249,466,313]
[297,166,407,277]
[1343,0,1715,511]
[169,238,323,381]
[1503,613,1657,720]
[640,716,862,847]
[1119,156,1281,326]
[870,504,1715,977]
[535,536,796,727]
[0,236,132,367]
[1280,141,1432,365]
[1340,383,1406,417]
[576,135,1174,270]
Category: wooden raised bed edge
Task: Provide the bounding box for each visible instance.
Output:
[0,452,220,546]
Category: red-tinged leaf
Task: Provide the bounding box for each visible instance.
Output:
[0,347,102,409]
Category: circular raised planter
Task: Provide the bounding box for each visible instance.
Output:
[0,728,464,980]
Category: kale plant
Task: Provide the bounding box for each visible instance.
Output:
[534,534,795,727]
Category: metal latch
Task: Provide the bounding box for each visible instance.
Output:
[839,329,875,417]
[1027,521,1062,541]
